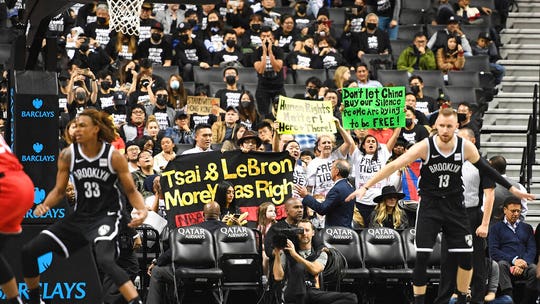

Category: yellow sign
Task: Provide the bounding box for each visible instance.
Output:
[275,96,336,134]
[186,96,220,115]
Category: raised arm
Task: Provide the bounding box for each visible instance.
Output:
[336,118,354,156]
[385,127,402,152]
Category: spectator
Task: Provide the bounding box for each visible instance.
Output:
[119,104,147,143]
[355,62,383,87]
[257,121,274,151]
[436,34,465,75]
[404,92,429,125]
[325,66,351,91]
[287,35,319,71]
[182,123,213,154]
[159,111,194,145]
[471,32,505,85]
[132,149,157,199]
[183,9,202,39]
[457,102,480,148]
[212,106,241,144]
[95,70,115,111]
[264,197,304,258]
[237,91,262,130]
[145,116,161,145]
[109,91,129,127]
[454,0,492,25]
[489,156,528,224]
[253,26,286,118]
[84,3,112,48]
[371,0,401,40]
[153,136,176,173]
[174,22,211,81]
[427,15,472,56]
[225,0,254,35]
[409,75,437,115]
[215,67,242,108]
[343,0,368,36]
[105,31,139,62]
[368,185,409,229]
[202,10,225,54]
[167,74,189,110]
[316,36,347,70]
[275,14,299,53]
[292,0,314,32]
[215,181,239,218]
[309,10,335,41]
[241,14,264,51]
[400,105,430,145]
[127,59,167,108]
[488,196,538,304]
[221,124,247,152]
[72,34,111,73]
[238,130,263,153]
[212,29,245,67]
[139,2,156,42]
[397,32,437,74]
[256,0,281,31]
[125,142,141,173]
[154,3,184,35]
[146,87,176,130]
[293,76,323,100]
[136,21,173,66]
[349,12,391,64]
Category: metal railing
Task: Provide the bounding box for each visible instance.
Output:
[519,84,538,192]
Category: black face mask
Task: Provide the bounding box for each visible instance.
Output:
[76,92,86,101]
[297,4,307,14]
[457,113,467,123]
[156,96,168,106]
[151,33,161,42]
[208,21,219,29]
[188,19,197,27]
[241,101,251,109]
[251,24,261,32]
[97,17,107,25]
[307,87,318,97]
[226,39,236,48]
[101,81,111,90]
[410,85,420,95]
[304,46,312,54]
[79,42,89,52]
[405,118,413,127]
[366,23,377,30]
[225,75,236,85]
[179,34,189,42]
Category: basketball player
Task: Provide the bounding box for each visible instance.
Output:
[21,109,148,304]
[0,135,35,304]
[346,108,535,304]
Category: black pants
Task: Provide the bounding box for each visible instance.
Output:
[288,288,358,304]
[498,260,538,304]
[255,85,285,117]
[434,207,486,304]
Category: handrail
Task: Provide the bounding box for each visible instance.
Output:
[519,84,538,192]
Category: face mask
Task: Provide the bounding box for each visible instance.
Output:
[208,21,219,29]
[410,85,420,95]
[366,23,377,30]
[297,4,307,14]
[405,118,413,127]
[156,96,168,106]
[79,42,89,52]
[318,31,326,37]
[225,75,236,85]
[307,87,318,97]
[457,113,467,123]
[101,81,111,90]
[188,19,197,27]
[179,34,189,42]
[97,17,106,25]
[304,46,312,54]
[151,33,161,42]
[170,80,180,90]
[76,92,86,101]
[241,101,251,109]
[251,24,261,32]
[226,39,236,48]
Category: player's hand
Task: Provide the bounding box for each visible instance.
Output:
[33,203,50,216]
[346,187,366,202]
[128,208,148,228]
[509,186,535,201]
[475,224,488,238]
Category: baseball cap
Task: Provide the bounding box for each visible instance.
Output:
[178,22,192,32]
[175,111,188,120]
[151,21,164,31]
[226,105,239,113]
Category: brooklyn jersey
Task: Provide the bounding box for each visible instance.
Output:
[70,142,121,217]
[0,135,24,171]
[419,135,464,197]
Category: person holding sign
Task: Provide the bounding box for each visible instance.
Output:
[345,108,535,304]
[22,109,148,304]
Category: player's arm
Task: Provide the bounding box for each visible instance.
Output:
[346,139,428,202]
[34,148,72,216]
[112,149,148,227]
[476,187,494,238]
[465,141,535,201]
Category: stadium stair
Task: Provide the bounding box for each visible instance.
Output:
[481,0,540,227]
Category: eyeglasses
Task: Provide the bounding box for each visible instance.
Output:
[508,209,521,213]
[132,110,145,114]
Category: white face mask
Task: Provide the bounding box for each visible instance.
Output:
[170,80,180,90]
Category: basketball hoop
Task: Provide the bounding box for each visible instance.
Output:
[106,0,145,36]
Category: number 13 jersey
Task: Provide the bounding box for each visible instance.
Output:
[419,135,464,198]
[70,142,121,217]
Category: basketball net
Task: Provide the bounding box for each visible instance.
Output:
[106,0,145,36]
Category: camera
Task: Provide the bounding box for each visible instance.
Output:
[271,227,304,249]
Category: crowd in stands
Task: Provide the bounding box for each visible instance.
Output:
[0,0,535,303]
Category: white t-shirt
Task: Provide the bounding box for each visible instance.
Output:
[306,149,346,198]
[350,144,392,206]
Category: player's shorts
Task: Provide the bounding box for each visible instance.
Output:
[0,170,35,234]
[415,194,473,253]
[42,212,121,258]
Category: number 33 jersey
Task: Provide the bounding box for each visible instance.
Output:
[419,135,464,198]
[70,142,121,217]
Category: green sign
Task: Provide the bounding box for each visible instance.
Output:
[341,87,406,129]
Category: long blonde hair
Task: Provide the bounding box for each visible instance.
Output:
[373,200,404,229]
[333,66,350,89]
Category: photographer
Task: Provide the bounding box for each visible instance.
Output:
[264,198,304,259]
[272,219,357,304]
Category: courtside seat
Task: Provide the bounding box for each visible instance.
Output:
[361,228,412,280]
